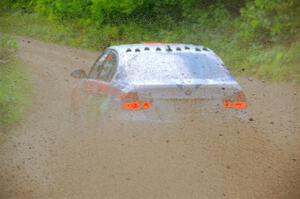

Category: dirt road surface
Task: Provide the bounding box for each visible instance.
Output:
[0,38,300,199]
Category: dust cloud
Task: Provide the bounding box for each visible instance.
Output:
[0,38,299,199]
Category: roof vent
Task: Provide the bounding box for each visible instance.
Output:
[144,47,150,51]
[166,45,172,52]
[156,47,161,51]
[184,46,190,50]
[176,47,182,51]
[135,48,141,52]
[195,47,201,51]
[126,48,132,52]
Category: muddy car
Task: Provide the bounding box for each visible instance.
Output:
[71,43,247,123]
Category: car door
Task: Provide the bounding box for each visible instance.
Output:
[71,49,118,126]
[84,50,118,120]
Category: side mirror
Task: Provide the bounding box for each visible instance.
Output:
[70,69,87,79]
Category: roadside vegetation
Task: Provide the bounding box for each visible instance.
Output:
[0,34,32,133]
[0,0,299,82]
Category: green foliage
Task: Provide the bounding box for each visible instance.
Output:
[29,0,247,25]
[0,0,34,12]
[0,0,299,83]
[34,0,92,21]
[0,35,32,131]
[240,0,300,44]
[0,34,17,64]
[32,0,186,24]
[90,0,140,24]
[0,13,75,45]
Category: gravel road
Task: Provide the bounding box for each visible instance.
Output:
[0,38,300,199]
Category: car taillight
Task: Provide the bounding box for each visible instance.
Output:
[223,100,231,108]
[223,91,247,109]
[233,101,247,109]
[123,101,140,110]
[121,92,152,111]
[142,101,151,109]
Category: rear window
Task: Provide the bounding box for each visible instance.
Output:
[123,52,231,84]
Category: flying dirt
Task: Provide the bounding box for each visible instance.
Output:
[0,38,300,199]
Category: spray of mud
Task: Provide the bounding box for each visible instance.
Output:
[0,38,300,199]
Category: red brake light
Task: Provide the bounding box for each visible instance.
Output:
[122,101,151,110]
[121,92,152,110]
[123,101,140,110]
[233,101,247,109]
[223,101,231,108]
[223,91,247,109]
[142,102,151,109]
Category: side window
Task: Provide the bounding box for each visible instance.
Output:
[88,51,108,79]
[87,50,118,82]
[96,51,117,82]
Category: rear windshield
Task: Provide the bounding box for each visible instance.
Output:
[122,52,231,84]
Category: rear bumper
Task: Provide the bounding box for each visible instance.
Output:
[108,108,249,123]
[103,96,249,123]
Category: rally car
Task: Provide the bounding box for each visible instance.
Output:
[70,43,247,123]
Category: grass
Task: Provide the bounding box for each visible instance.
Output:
[0,12,299,83]
[0,34,32,134]
[0,12,75,46]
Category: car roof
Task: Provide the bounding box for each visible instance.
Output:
[108,43,224,73]
[109,43,214,56]
[108,44,238,87]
